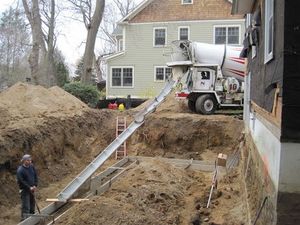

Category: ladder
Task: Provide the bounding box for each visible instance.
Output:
[56,78,176,202]
[115,117,127,159]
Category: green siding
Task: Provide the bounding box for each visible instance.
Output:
[107,20,245,99]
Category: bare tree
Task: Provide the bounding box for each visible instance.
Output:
[40,0,57,86]
[83,0,105,84]
[113,0,135,17]
[22,0,44,85]
[67,0,137,83]
[22,0,57,86]
[94,0,136,81]
[99,0,136,54]
[67,0,105,85]
[0,7,31,88]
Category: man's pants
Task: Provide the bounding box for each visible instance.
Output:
[20,190,35,220]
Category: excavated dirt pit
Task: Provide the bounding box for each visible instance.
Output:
[0,83,247,225]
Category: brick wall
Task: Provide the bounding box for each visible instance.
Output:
[130,0,243,23]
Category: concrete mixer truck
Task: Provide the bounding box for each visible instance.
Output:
[167,41,246,115]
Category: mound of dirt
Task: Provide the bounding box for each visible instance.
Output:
[55,159,247,225]
[0,82,245,225]
[0,83,88,129]
[132,90,188,114]
[0,83,118,224]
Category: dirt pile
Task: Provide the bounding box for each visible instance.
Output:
[0,82,88,129]
[0,83,246,225]
[55,159,247,225]
[131,90,188,114]
[0,83,118,224]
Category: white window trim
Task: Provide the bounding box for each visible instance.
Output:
[154,66,172,82]
[153,27,167,47]
[110,66,134,88]
[246,13,252,28]
[118,39,123,52]
[121,26,126,52]
[264,0,274,64]
[182,0,193,5]
[213,25,241,45]
[178,26,190,41]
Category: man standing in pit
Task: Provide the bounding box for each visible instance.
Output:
[16,154,38,221]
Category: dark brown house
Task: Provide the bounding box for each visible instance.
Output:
[232,0,300,224]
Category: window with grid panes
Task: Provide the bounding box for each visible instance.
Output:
[155,67,172,81]
[123,68,133,86]
[155,67,165,81]
[215,27,226,44]
[112,67,133,87]
[154,28,166,46]
[112,68,122,86]
[165,67,172,79]
[179,27,189,40]
[214,26,240,44]
[228,27,239,44]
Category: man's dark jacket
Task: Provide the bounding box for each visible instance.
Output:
[17,164,38,191]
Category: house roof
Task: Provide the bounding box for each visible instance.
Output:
[119,0,242,24]
[120,0,154,23]
[104,51,125,61]
[232,0,255,14]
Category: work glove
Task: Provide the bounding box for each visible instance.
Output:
[30,186,37,193]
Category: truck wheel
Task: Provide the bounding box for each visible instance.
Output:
[188,100,196,112]
[195,94,217,115]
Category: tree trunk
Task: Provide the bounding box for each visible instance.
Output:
[94,54,103,82]
[81,0,105,85]
[22,0,45,85]
[22,0,56,87]
[45,0,57,86]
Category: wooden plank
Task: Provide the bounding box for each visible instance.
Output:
[46,198,89,202]
[251,101,281,127]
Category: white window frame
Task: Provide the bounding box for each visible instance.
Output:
[110,66,134,88]
[264,0,274,63]
[154,66,172,82]
[178,26,190,41]
[182,0,193,5]
[153,27,167,47]
[213,25,241,45]
[246,13,252,28]
[118,39,123,52]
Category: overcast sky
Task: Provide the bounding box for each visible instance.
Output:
[0,0,144,74]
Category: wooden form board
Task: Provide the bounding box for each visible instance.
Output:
[46,198,89,202]
[251,100,281,128]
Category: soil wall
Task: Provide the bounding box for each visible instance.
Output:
[0,109,116,212]
[242,134,277,225]
[129,113,244,160]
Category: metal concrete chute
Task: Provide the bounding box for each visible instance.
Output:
[56,77,177,202]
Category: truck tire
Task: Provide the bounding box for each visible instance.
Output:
[195,94,217,115]
[188,100,196,112]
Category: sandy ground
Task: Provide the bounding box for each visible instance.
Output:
[0,83,247,225]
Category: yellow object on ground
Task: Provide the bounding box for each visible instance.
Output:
[118,103,125,111]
